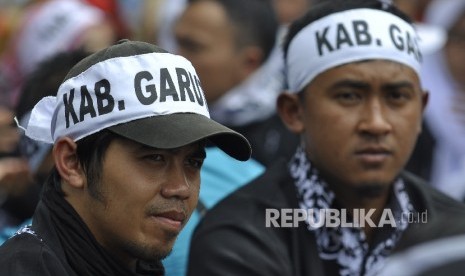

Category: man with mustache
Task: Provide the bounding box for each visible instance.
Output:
[0,39,251,275]
[187,0,465,275]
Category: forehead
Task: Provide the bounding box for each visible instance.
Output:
[308,60,421,88]
[176,1,231,36]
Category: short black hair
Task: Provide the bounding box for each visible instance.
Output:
[283,0,414,60]
[74,130,119,200]
[189,0,279,64]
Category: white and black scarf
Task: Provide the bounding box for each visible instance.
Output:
[289,146,413,276]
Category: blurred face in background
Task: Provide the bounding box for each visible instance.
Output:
[445,11,465,89]
[79,21,118,53]
[174,0,246,103]
[393,0,432,21]
[272,0,311,25]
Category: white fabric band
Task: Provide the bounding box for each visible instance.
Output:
[24,52,209,143]
[286,8,422,93]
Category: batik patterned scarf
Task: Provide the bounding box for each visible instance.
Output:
[289,146,414,276]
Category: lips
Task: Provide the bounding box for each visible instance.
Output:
[355,147,391,154]
[156,210,187,222]
[354,146,392,164]
[151,210,187,231]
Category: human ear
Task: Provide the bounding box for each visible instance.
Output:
[53,137,85,189]
[277,92,304,134]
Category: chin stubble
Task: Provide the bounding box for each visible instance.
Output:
[353,182,389,199]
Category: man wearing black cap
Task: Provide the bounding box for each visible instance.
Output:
[0,40,251,275]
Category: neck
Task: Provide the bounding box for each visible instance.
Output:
[328,181,391,243]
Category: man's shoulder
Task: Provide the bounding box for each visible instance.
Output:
[0,227,71,275]
[1,224,43,248]
[402,170,465,215]
[0,231,47,271]
[399,171,465,249]
[188,160,319,275]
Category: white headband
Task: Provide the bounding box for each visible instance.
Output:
[23,52,209,143]
[286,8,422,93]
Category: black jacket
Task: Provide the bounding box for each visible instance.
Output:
[0,201,79,275]
[0,175,164,275]
[187,159,465,276]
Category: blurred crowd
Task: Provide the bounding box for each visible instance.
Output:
[0,0,123,232]
[0,0,464,275]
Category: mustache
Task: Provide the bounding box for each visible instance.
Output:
[145,200,188,217]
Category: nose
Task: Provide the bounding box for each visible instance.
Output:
[357,99,392,137]
[160,163,191,200]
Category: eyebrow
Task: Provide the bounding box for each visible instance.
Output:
[330,79,370,91]
[329,79,415,91]
[381,81,415,91]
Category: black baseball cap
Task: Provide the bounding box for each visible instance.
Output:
[60,39,251,161]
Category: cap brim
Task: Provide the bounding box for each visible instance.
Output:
[107,113,251,161]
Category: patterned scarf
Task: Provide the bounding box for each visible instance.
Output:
[289,146,413,276]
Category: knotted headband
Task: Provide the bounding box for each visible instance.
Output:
[24,52,209,143]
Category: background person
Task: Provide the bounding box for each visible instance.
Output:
[407,0,465,200]
[0,49,92,243]
[0,0,118,109]
[0,107,32,231]
[174,0,300,166]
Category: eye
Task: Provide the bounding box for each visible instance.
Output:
[185,158,204,169]
[335,91,362,104]
[176,37,203,54]
[144,154,164,162]
[386,90,412,105]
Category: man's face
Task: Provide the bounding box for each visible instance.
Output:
[299,60,427,191]
[80,138,205,264]
[174,0,244,103]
